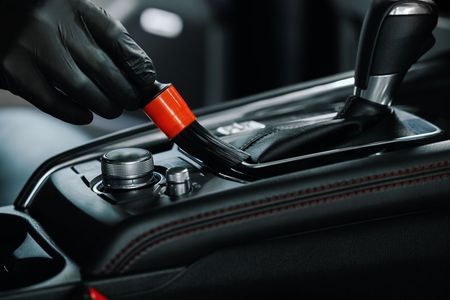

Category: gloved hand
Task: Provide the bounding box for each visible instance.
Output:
[0,0,156,124]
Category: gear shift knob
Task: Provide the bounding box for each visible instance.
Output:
[354,0,438,106]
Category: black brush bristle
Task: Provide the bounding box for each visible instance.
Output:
[173,121,250,169]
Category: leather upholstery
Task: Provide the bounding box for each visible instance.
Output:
[86,139,450,277]
[229,97,402,163]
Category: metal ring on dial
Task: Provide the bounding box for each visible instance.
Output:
[101,148,155,190]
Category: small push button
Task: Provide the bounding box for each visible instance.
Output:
[165,167,192,197]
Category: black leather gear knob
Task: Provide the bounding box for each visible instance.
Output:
[354,0,438,106]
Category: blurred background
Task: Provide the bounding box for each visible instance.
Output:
[1,0,450,202]
[95,0,450,107]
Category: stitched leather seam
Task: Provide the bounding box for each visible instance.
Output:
[336,96,354,118]
[274,123,314,131]
[98,159,450,274]
[118,171,450,273]
[240,128,282,151]
[239,122,316,152]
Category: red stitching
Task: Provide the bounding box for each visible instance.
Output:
[119,172,450,273]
[99,160,450,274]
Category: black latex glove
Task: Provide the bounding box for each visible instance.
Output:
[0,0,156,124]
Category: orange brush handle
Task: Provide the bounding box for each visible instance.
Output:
[143,85,196,140]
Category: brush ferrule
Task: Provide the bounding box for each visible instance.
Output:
[144,84,197,139]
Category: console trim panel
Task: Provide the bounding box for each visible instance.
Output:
[16,74,355,209]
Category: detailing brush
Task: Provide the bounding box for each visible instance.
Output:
[142,82,250,170]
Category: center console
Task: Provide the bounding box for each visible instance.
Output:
[2,0,450,299]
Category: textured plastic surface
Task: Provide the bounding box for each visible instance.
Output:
[0,208,79,297]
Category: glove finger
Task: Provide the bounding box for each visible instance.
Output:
[79,2,156,98]
[38,48,123,120]
[27,83,94,125]
[67,38,141,110]
[2,52,93,125]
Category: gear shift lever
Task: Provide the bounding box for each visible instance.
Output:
[354,0,438,106]
[228,0,440,166]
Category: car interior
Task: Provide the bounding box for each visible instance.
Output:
[1,0,450,299]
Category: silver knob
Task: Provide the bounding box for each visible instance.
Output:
[166,167,192,197]
[353,0,438,106]
[101,148,154,190]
